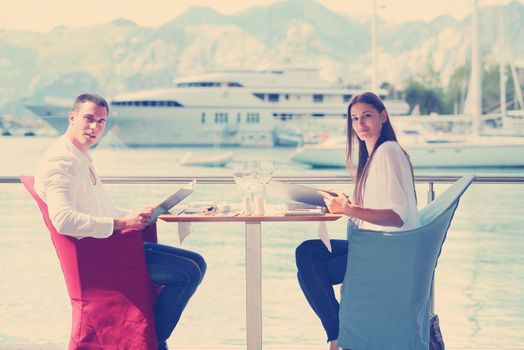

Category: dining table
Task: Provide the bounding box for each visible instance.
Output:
[159,211,342,350]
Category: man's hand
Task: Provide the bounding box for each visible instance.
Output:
[114,205,155,232]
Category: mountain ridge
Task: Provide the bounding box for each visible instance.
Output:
[0,0,522,117]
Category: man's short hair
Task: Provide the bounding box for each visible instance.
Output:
[72,93,109,114]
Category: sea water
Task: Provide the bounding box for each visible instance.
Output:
[0,136,523,348]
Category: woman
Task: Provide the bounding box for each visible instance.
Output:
[295,92,420,350]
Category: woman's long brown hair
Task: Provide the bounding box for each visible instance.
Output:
[346,92,415,206]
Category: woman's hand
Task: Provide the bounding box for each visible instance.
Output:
[319,190,353,215]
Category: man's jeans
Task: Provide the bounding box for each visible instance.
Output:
[144,242,206,344]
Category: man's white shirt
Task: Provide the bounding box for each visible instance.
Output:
[35,136,129,239]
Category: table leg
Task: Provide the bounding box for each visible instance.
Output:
[245,221,262,350]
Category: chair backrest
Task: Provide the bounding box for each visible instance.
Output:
[21,175,83,295]
[338,175,474,350]
[20,175,158,349]
[419,175,474,226]
[21,175,57,232]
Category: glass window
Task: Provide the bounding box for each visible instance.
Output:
[268,94,279,103]
[253,93,265,101]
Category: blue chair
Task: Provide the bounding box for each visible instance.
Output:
[338,175,474,350]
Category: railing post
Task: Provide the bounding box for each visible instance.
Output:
[427,181,435,204]
[427,182,436,314]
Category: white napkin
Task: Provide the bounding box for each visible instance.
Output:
[318,221,332,252]
[178,222,192,244]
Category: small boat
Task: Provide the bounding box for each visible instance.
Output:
[179,151,234,167]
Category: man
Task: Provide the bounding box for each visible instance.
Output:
[35,93,206,350]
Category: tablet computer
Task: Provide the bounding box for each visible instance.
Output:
[267,180,337,208]
[150,180,196,222]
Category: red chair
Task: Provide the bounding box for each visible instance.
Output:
[21,176,158,350]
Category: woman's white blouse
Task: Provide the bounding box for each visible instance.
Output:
[357,141,420,232]
[35,136,129,239]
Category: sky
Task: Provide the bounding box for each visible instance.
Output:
[0,0,521,32]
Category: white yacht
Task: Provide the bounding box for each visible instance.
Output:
[25,68,409,147]
[290,134,524,168]
[289,115,524,168]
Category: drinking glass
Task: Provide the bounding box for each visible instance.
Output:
[246,161,262,193]
[233,162,258,214]
[233,163,251,195]
[259,161,275,185]
[258,161,274,201]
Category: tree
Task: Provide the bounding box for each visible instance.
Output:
[482,63,515,113]
[446,65,470,114]
[404,80,447,115]
[403,62,448,115]
[446,62,516,114]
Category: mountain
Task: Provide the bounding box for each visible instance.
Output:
[0,0,523,117]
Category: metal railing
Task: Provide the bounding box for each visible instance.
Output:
[2,174,524,185]
[3,174,523,214]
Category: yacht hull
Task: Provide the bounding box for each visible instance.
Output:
[290,140,524,168]
[110,107,274,147]
[25,102,115,138]
[25,103,70,133]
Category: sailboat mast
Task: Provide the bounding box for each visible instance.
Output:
[500,64,507,117]
[498,12,507,117]
[371,0,379,93]
[470,0,482,136]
